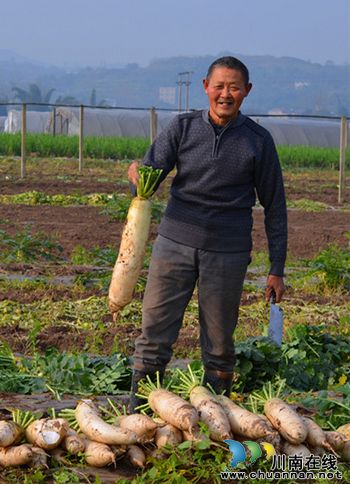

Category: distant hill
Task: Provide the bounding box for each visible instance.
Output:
[0,51,349,116]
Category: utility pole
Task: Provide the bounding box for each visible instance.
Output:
[177,71,193,112]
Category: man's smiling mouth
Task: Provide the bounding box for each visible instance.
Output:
[218,101,233,105]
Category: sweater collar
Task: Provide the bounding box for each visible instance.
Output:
[202,109,246,129]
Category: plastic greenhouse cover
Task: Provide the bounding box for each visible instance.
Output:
[3,107,348,148]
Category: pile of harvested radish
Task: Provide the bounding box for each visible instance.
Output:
[0,388,349,472]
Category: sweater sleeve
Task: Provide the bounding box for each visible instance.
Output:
[254,133,288,276]
[141,116,181,189]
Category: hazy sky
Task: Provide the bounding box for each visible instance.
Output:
[1,0,349,67]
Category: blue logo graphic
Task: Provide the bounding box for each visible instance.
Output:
[224,439,275,468]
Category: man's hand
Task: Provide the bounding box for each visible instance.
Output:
[128,160,140,186]
[265,274,285,303]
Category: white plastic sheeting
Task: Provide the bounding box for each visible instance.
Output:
[4,110,51,133]
[51,107,177,138]
[251,116,344,148]
[0,116,6,132]
[2,107,347,148]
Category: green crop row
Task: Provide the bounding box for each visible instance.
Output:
[277,144,350,169]
[0,133,349,167]
[0,133,149,159]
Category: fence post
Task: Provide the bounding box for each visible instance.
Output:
[338,116,348,204]
[21,103,27,178]
[150,107,158,143]
[52,106,56,136]
[79,105,84,172]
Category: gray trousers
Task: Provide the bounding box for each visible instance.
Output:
[133,235,250,373]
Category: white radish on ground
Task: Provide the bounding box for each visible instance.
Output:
[25,418,69,450]
[148,389,199,432]
[0,444,33,467]
[61,428,85,454]
[127,445,146,468]
[282,441,311,459]
[302,417,335,453]
[84,439,115,467]
[325,431,347,452]
[155,424,183,448]
[339,441,350,462]
[189,386,232,441]
[217,395,276,440]
[75,400,137,445]
[30,446,48,468]
[264,398,307,445]
[117,414,158,443]
[0,420,23,447]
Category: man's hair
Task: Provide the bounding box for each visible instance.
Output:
[206,56,250,84]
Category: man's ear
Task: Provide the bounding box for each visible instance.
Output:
[202,78,209,94]
[245,82,253,96]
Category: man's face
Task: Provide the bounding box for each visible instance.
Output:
[203,67,252,126]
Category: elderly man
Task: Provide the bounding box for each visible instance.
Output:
[127,56,287,410]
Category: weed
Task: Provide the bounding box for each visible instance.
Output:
[0,225,63,263]
[307,239,350,290]
[287,198,329,211]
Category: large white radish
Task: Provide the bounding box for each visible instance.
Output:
[339,441,350,462]
[0,444,33,467]
[282,441,311,459]
[84,439,115,467]
[155,424,183,448]
[25,418,69,450]
[30,446,48,468]
[302,417,335,453]
[127,445,146,468]
[217,395,276,439]
[117,414,158,443]
[0,420,23,447]
[61,428,85,454]
[325,431,347,452]
[108,198,151,318]
[189,386,232,441]
[148,389,199,432]
[75,399,137,445]
[264,398,307,445]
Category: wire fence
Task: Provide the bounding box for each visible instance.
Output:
[0,102,348,203]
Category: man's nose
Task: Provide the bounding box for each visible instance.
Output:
[221,86,231,97]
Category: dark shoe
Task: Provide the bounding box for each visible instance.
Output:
[129,369,164,413]
[203,369,233,397]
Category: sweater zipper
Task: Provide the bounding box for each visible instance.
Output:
[211,123,231,158]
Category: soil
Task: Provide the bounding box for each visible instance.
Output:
[0,180,349,357]
[0,204,348,260]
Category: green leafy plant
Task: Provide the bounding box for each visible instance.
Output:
[307,239,350,290]
[281,324,350,391]
[233,336,282,392]
[0,344,131,397]
[0,225,63,263]
[70,245,117,266]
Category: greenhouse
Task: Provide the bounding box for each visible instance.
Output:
[2,107,347,148]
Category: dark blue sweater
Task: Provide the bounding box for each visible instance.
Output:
[142,109,288,276]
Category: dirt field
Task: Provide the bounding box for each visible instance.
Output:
[0,168,349,355]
